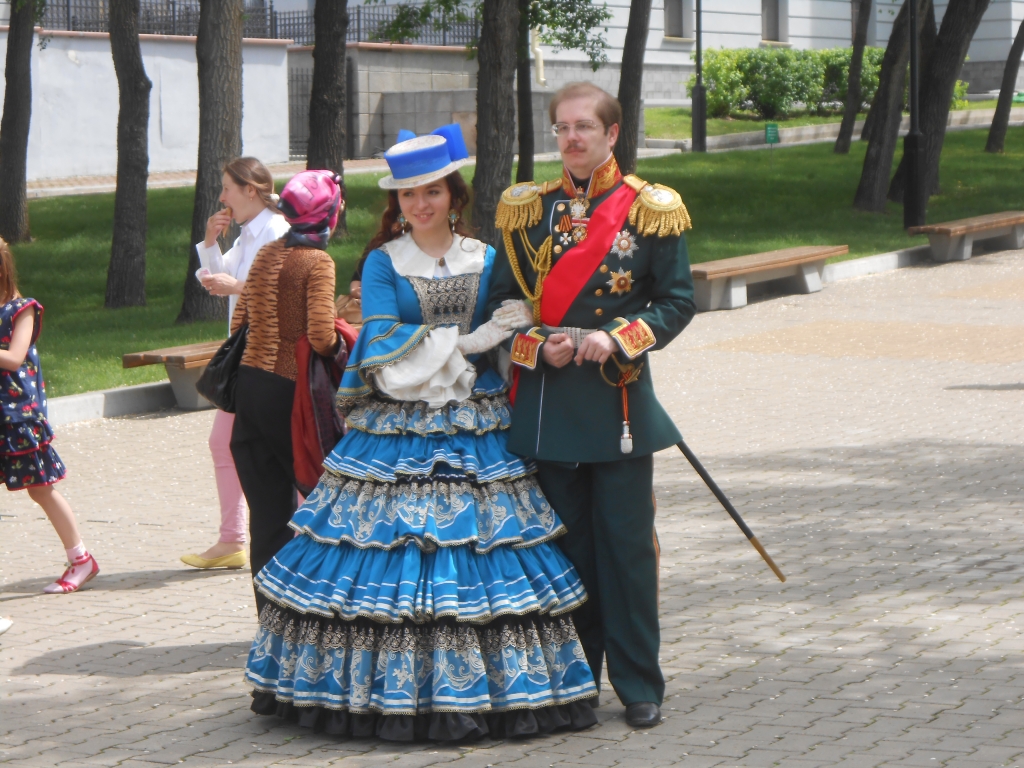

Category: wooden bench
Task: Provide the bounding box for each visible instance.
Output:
[692,245,848,311]
[123,341,224,410]
[123,300,364,412]
[908,211,1024,262]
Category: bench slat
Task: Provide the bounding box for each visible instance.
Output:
[907,211,1024,237]
[122,340,225,369]
[692,245,848,280]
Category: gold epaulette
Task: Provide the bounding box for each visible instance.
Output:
[495,179,563,233]
[496,181,543,231]
[622,174,692,238]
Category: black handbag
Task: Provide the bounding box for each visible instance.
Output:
[195,325,247,412]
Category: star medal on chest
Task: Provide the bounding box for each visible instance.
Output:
[607,268,633,295]
[610,229,639,259]
[569,186,590,243]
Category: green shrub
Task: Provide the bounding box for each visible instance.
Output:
[792,49,826,113]
[818,47,885,112]
[690,45,884,120]
[686,48,748,118]
[951,79,969,110]
[859,47,885,109]
[737,47,804,119]
[818,47,851,110]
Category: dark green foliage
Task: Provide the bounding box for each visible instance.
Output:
[819,47,884,112]
[694,49,748,118]
[529,0,611,70]
[365,0,610,67]
[690,46,886,120]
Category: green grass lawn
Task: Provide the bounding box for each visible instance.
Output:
[15,178,388,396]
[14,125,1024,396]
[645,99,1001,140]
[645,107,869,140]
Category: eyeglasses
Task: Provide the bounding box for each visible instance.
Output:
[551,120,604,137]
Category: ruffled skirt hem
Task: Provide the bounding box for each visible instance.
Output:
[250,692,598,742]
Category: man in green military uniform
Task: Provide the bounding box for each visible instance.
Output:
[485,82,696,729]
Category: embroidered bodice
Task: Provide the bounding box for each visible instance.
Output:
[337,234,504,409]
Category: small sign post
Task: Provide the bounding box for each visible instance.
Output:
[765,122,779,166]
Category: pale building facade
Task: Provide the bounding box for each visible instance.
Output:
[0,28,290,181]
[535,0,1024,102]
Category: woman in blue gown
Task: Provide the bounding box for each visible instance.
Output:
[243,127,599,741]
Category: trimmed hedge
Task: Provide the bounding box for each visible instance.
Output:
[689,46,885,120]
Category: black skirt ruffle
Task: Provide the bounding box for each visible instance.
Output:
[250,692,598,742]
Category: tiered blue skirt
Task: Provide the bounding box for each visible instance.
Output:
[244,387,599,741]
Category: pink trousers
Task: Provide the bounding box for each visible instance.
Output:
[209,410,248,543]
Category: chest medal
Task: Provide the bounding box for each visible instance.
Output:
[569,187,590,243]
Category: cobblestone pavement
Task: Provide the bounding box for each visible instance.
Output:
[2,251,1024,767]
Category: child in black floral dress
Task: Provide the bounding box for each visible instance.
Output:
[0,239,98,593]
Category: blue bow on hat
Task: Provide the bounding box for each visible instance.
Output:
[378,123,471,190]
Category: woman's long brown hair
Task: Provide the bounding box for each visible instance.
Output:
[0,238,19,305]
[223,157,275,208]
[361,171,476,259]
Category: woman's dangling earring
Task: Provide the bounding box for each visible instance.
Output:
[397,213,408,231]
[448,209,458,231]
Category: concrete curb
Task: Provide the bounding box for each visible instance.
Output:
[822,244,932,283]
[42,245,940,427]
[646,107,1024,152]
[48,381,177,427]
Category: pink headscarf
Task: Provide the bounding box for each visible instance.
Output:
[278,170,344,249]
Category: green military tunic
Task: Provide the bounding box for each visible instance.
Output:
[485,157,696,462]
[485,155,696,707]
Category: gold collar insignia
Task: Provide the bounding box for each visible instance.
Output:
[561,154,622,200]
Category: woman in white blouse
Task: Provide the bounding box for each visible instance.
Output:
[181,157,290,571]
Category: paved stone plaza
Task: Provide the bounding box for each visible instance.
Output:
[2,250,1023,767]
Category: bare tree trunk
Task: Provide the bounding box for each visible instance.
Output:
[472,0,519,247]
[614,0,653,174]
[307,0,349,234]
[835,0,871,154]
[177,0,243,324]
[106,0,152,308]
[920,0,937,76]
[0,0,37,243]
[515,0,534,184]
[985,17,1024,152]
[888,0,990,203]
[853,0,925,212]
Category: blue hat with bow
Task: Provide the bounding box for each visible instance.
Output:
[378,123,471,190]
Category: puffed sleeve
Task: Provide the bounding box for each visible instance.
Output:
[342,250,475,408]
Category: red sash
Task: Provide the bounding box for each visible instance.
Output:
[540,183,637,326]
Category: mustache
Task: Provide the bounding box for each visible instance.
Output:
[565,141,585,151]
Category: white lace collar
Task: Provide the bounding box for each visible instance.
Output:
[383,233,486,278]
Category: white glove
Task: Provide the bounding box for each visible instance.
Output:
[491,299,533,330]
[456,319,513,356]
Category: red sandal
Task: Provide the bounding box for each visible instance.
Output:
[43,553,99,594]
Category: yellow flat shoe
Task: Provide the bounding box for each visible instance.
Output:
[180,552,248,570]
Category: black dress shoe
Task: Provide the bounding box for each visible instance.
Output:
[624,702,662,728]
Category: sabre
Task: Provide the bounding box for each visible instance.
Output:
[676,440,786,582]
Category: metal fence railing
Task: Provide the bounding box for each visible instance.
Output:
[27,0,479,47]
[288,68,312,161]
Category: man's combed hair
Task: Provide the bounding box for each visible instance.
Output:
[548,83,623,130]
